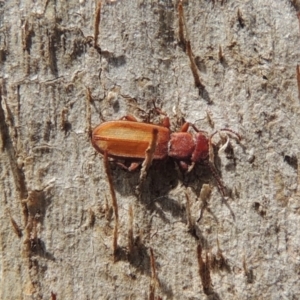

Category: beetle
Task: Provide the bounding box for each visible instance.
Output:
[92,115,240,197]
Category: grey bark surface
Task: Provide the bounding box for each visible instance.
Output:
[1,0,300,299]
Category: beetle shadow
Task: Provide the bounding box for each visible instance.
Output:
[182,164,211,194]
[141,160,184,216]
[109,155,235,225]
[110,159,185,219]
[110,159,178,198]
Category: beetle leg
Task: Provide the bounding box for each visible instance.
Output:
[179,122,190,132]
[190,124,209,136]
[187,162,195,173]
[128,162,141,171]
[151,102,170,128]
[153,106,167,117]
[116,161,141,171]
[204,160,226,197]
[161,117,170,128]
[121,115,138,122]
[115,162,128,170]
[181,122,207,134]
[176,160,195,173]
[178,161,189,171]
[152,99,167,115]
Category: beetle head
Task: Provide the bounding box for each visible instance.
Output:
[191,132,209,162]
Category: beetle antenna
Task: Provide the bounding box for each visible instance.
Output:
[204,160,226,198]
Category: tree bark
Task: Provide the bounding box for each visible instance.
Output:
[1,0,300,299]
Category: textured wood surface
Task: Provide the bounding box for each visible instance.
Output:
[1,1,300,299]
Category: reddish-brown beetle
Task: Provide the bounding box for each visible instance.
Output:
[92,115,240,196]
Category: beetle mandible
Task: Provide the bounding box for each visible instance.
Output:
[92,113,240,197]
